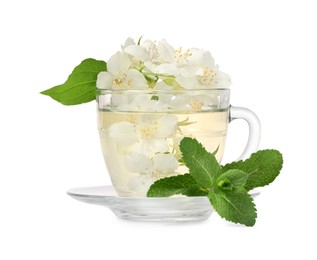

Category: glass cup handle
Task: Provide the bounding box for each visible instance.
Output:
[229,106,261,161]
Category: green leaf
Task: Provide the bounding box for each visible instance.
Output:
[163,77,182,89]
[145,75,157,88]
[222,150,283,191]
[208,190,257,226]
[217,169,248,191]
[147,174,207,197]
[180,137,220,189]
[40,58,107,105]
[151,95,159,101]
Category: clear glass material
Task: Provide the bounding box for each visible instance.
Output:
[229,106,261,160]
[67,186,259,222]
[67,186,213,222]
[97,89,260,197]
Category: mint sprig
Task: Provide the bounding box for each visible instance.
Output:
[147,137,283,226]
[40,58,107,105]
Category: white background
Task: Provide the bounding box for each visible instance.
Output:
[1,0,316,259]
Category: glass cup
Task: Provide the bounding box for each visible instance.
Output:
[97,89,260,197]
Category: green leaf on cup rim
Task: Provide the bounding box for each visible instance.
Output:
[40,58,107,105]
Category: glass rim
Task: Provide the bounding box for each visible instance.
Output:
[97,88,230,94]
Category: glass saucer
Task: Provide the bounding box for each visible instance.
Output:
[67,185,213,222]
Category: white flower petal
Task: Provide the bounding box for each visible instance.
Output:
[127,174,156,197]
[108,121,137,146]
[179,65,200,78]
[169,94,191,110]
[147,139,170,153]
[148,63,179,76]
[124,45,149,61]
[176,74,200,89]
[107,51,132,75]
[126,69,148,89]
[158,39,175,63]
[142,40,162,64]
[156,115,178,137]
[188,95,215,110]
[121,37,136,50]
[132,94,157,110]
[131,93,152,103]
[131,94,169,111]
[153,81,173,90]
[189,49,215,68]
[124,152,153,173]
[213,70,232,88]
[132,138,169,155]
[96,72,113,89]
[194,67,204,77]
[152,153,179,173]
[111,93,129,107]
[142,40,157,51]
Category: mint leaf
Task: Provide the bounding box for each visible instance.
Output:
[40,58,107,105]
[217,169,248,191]
[208,190,257,226]
[147,174,207,197]
[180,137,220,189]
[222,150,283,191]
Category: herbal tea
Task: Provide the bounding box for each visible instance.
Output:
[98,109,229,196]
